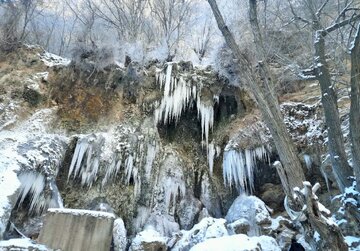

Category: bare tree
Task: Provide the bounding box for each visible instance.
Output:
[149,0,193,58]
[286,0,360,192]
[207,0,349,249]
[94,0,149,42]
[0,0,22,52]
[350,24,360,192]
[207,0,306,201]
[192,14,214,62]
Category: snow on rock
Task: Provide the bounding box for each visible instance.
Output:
[190,234,281,251]
[345,236,360,251]
[143,213,180,238]
[0,238,49,251]
[226,195,271,236]
[171,217,228,251]
[39,51,71,67]
[0,108,67,238]
[280,102,323,146]
[113,218,127,251]
[47,208,115,219]
[227,218,250,235]
[129,227,167,251]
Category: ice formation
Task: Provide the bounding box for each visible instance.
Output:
[67,134,104,187]
[16,171,64,215]
[154,63,215,147]
[303,154,312,169]
[67,126,159,198]
[208,143,216,175]
[223,146,268,193]
[154,63,219,173]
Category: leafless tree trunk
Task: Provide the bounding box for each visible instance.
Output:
[314,31,353,192]
[150,0,192,58]
[350,24,360,192]
[207,0,306,201]
[287,0,360,193]
[0,1,22,52]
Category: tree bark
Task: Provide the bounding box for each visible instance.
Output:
[314,31,353,192]
[350,24,360,192]
[207,0,306,199]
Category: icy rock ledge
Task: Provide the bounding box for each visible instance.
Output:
[190,234,281,251]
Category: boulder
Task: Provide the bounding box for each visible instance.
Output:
[226,195,271,236]
[171,217,228,250]
[177,195,202,230]
[129,228,167,251]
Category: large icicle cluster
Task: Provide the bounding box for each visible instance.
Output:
[68,134,104,187]
[67,125,159,197]
[223,146,268,193]
[17,172,63,214]
[154,63,217,147]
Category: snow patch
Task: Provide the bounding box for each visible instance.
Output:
[47,208,115,219]
[190,234,281,251]
[39,52,71,67]
[0,238,48,250]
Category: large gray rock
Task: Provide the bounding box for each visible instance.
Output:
[38,208,115,251]
[129,227,167,251]
[177,195,202,230]
[226,195,271,236]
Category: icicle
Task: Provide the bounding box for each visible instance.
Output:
[124,154,134,185]
[67,134,103,187]
[222,146,268,194]
[197,98,214,147]
[18,174,63,215]
[102,154,122,186]
[303,154,312,169]
[216,146,221,158]
[144,142,158,180]
[154,64,195,126]
[208,142,216,175]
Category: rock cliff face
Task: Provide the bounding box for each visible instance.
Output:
[0,46,351,250]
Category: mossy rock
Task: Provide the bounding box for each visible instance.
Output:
[22,86,42,106]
